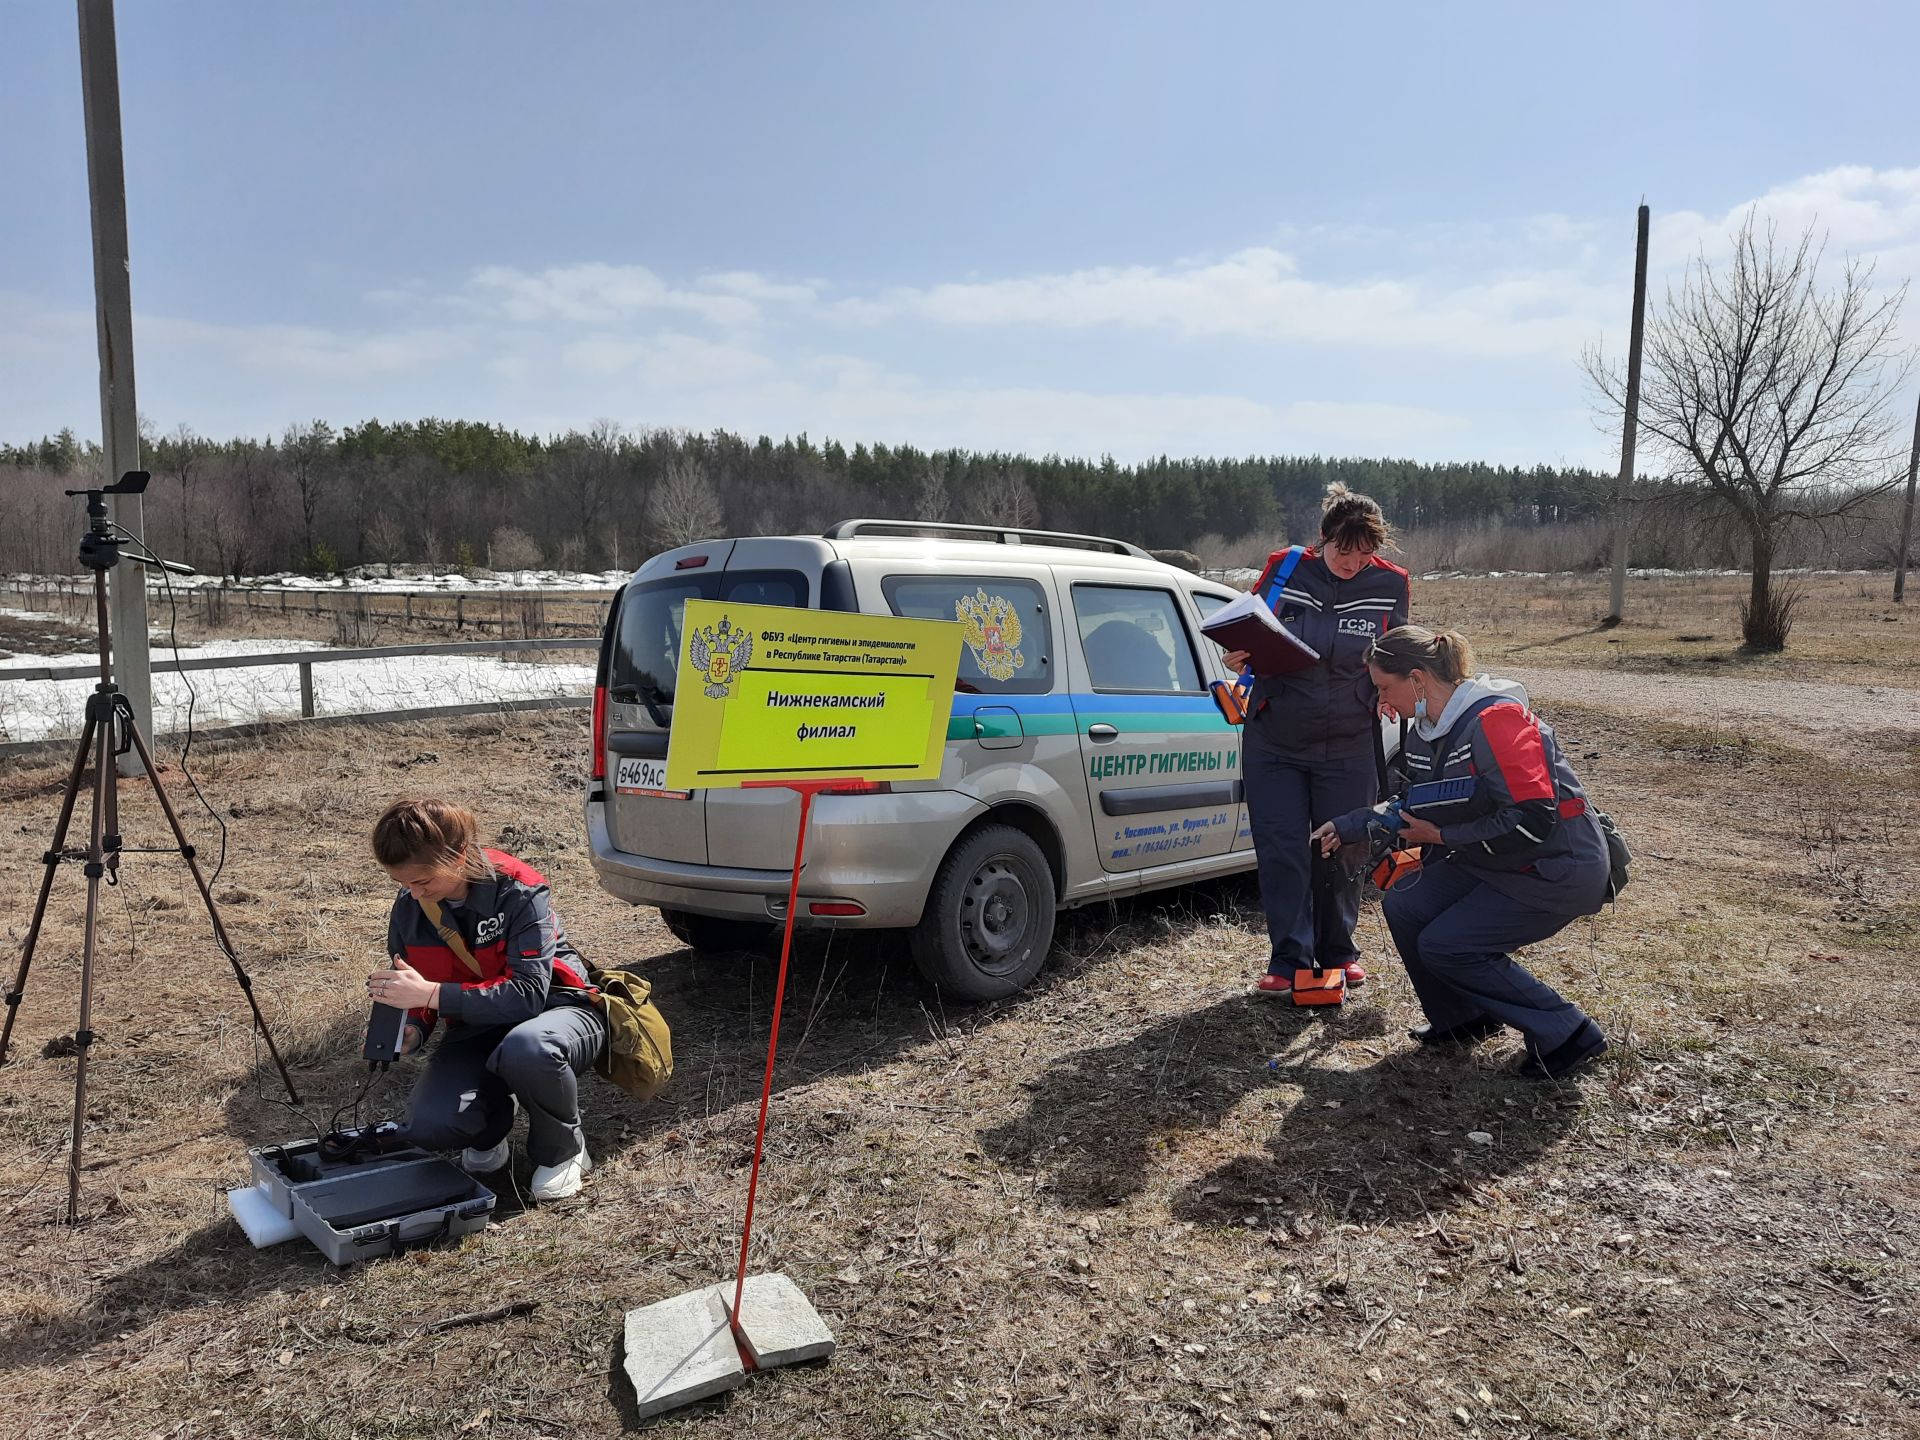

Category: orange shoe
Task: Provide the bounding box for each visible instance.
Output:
[1251,973,1293,998]
[1342,961,1368,987]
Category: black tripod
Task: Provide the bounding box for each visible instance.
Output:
[0,471,301,1223]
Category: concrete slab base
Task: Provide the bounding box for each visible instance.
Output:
[621,1287,748,1420]
[717,1272,837,1369]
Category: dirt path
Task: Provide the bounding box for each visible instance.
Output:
[1508,662,1920,740]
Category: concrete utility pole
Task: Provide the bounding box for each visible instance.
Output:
[1606,203,1650,625]
[77,0,152,767]
[1895,390,1920,602]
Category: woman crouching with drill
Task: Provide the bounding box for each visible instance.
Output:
[364,798,606,1199]
[1311,626,1610,1080]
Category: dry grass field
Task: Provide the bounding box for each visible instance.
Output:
[1,573,1917,1439]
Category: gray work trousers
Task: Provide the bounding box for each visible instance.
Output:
[401,1006,607,1167]
[1381,858,1591,1052]
[1242,728,1376,973]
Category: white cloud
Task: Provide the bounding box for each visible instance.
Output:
[652,369,1472,462]
[559,332,769,384]
[638,333,769,387]
[696,271,822,305]
[10,163,1916,468]
[833,246,1617,359]
[466,263,760,327]
[139,313,463,379]
[1650,166,1920,269]
[562,336,650,374]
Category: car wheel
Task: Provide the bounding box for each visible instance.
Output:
[659,908,772,954]
[910,824,1056,1000]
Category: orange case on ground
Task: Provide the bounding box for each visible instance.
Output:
[1292,968,1347,1006]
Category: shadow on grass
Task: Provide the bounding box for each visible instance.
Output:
[0,1219,333,1373]
[981,994,1581,1225]
[213,890,1176,1201]
[1508,623,1617,654]
[577,879,1266,1151]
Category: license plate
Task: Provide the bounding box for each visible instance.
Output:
[614,755,688,799]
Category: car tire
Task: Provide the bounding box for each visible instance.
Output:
[659,908,772,954]
[910,824,1056,1000]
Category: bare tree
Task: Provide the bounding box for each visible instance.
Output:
[647,454,724,547]
[489,525,543,570]
[1587,216,1912,648]
[549,418,624,563]
[153,422,206,566]
[912,462,950,520]
[365,510,408,577]
[281,419,337,566]
[962,464,1040,530]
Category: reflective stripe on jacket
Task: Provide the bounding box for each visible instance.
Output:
[1246,548,1410,758]
[1336,693,1610,913]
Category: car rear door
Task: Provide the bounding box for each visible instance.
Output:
[602,550,813,866]
[1065,579,1239,873]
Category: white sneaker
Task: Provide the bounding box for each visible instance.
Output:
[530,1146,592,1201]
[460,1135,510,1173]
[461,1097,518,1172]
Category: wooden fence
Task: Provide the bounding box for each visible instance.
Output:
[0,637,600,759]
[1,579,615,641]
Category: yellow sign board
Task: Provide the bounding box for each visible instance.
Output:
[663,600,964,790]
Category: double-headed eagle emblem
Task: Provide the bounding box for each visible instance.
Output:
[688,615,752,698]
[956,588,1024,682]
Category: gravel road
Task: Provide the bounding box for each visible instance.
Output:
[1508,664,1920,741]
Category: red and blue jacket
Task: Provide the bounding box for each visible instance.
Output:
[1334,685,1610,913]
[386,849,593,1040]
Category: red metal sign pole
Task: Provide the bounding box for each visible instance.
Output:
[727,777,842,1359]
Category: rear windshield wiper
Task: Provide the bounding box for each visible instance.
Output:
[611,682,671,729]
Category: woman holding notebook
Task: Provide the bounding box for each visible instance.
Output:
[1220,484,1410,996]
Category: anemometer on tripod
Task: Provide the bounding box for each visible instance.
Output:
[0,471,303,1223]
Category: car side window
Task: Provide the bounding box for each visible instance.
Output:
[1072,584,1205,694]
[1189,591,1230,625]
[881,575,1052,694]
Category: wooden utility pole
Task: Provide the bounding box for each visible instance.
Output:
[1606,203,1650,625]
[1895,390,1920,602]
[78,0,152,767]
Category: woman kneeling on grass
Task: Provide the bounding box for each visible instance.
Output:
[365,797,605,1199]
[1310,626,1610,1081]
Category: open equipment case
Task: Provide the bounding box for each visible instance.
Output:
[232,1129,496,1265]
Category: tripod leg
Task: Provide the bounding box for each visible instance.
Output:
[103,700,123,880]
[120,715,302,1106]
[0,715,98,1067]
[68,711,114,1224]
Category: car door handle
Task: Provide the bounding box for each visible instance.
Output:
[1087,723,1119,741]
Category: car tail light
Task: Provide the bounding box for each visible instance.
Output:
[808,901,866,917]
[674,554,709,570]
[590,684,608,780]
[821,779,891,795]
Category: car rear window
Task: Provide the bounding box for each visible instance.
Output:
[881,574,1053,695]
[1071,583,1205,694]
[611,569,808,707]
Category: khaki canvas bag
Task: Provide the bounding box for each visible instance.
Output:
[584,964,674,1101]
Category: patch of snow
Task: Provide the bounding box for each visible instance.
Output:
[0,627,591,743]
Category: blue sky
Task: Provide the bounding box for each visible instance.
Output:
[4,1,1918,467]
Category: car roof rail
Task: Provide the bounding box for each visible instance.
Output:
[822,518,1151,560]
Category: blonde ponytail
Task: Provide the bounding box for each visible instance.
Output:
[1368,625,1475,684]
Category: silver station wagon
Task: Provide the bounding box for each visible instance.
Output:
[586,519,1262,999]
